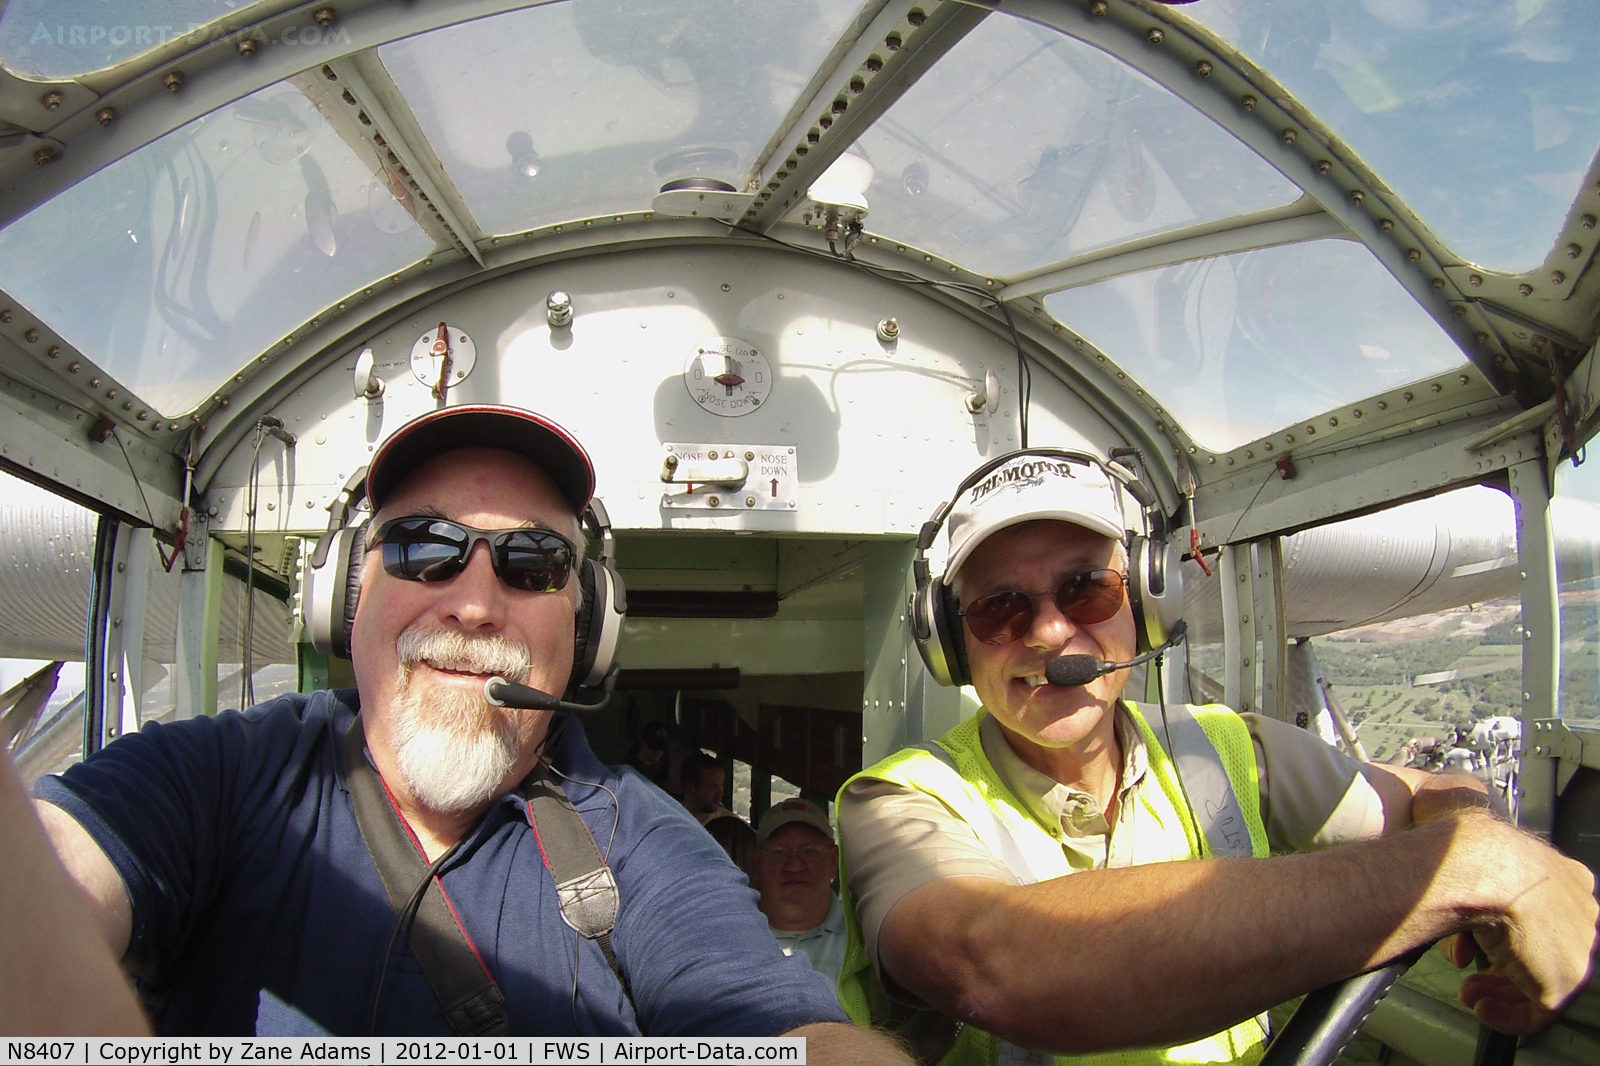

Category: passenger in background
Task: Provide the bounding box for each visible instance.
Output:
[753,799,847,987]
[679,750,735,824]
[706,810,759,880]
[625,721,671,790]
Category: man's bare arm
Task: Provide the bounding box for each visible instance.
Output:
[33,800,132,959]
[0,756,146,1035]
[1361,763,1490,831]
[879,810,1596,1054]
[784,1022,913,1065]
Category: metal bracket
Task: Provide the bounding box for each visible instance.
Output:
[743,1,991,230]
[182,510,212,570]
[311,56,484,263]
[1528,719,1600,796]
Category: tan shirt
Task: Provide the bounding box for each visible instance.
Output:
[840,705,1389,968]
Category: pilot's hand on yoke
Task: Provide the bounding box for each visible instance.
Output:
[1438,813,1598,1036]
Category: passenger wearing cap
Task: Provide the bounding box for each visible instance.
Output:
[22,405,911,1059]
[834,450,1598,1065]
[753,799,847,986]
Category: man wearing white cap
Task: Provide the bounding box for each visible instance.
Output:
[835,449,1597,1065]
[19,404,911,1060]
[753,799,847,986]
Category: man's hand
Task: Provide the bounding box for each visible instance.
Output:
[1438,814,1598,1035]
[783,1022,913,1065]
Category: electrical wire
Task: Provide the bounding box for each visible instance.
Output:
[240,424,268,710]
[367,835,470,1036]
[721,221,1037,442]
[108,425,189,572]
[1000,302,1031,448]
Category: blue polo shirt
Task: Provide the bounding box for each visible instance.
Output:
[36,690,843,1037]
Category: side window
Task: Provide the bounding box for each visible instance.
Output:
[1556,461,1600,726]
[1181,485,1528,805]
[1,471,94,783]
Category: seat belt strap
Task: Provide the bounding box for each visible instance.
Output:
[522,769,630,999]
[342,717,511,1037]
[1154,702,1252,859]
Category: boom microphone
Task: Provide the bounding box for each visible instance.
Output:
[484,676,613,713]
[1045,621,1188,688]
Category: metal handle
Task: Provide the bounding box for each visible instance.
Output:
[1258,945,1428,1066]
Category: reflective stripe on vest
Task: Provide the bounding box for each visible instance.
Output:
[837,702,1270,1066]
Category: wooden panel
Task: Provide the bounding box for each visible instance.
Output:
[759,703,863,796]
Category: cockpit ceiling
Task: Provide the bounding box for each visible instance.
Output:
[850,12,1303,277]
[378,0,864,238]
[0,0,1595,454]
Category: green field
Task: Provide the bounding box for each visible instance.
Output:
[1200,590,1600,762]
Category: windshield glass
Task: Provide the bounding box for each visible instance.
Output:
[851,12,1300,279]
[1181,0,1600,273]
[1042,238,1469,451]
[380,0,862,236]
[0,82,434,415]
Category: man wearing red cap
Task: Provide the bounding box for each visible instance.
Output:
[19,405,908,1058]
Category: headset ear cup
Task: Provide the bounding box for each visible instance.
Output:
[1128,535,1158,654]
[937,584,970,687]
[336,527,366,660]
[1127,535,1183,655]
[568,557,625,693]
[569,560,598,693]
[304,525,364,659]
[910,582,950,688]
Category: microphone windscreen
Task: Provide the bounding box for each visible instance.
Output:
[485,677,564,710]
[1046,655,1104,687]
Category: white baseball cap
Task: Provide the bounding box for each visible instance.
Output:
[756,798,833,844]
[943,453,1129,583]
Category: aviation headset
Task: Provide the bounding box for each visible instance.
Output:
[909,447,1183,688]
[301,468,626,696]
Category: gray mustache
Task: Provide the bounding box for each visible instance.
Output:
[396,627,532,681]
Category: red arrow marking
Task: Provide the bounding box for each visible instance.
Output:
[771,479,779,497]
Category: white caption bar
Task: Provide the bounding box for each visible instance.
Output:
[0,1038,804,1066]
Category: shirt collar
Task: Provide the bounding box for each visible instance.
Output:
[979,704,1149,838]
[773,894,845,940]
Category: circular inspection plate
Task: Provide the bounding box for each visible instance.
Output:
[410,325,476,389]
[683,337,771,417]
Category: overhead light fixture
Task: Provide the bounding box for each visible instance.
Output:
[506,131,540,179]
[659,177,737,194]
[807,149,873,214]
[651,176,754,219]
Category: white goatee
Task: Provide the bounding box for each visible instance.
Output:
[389,626,534,813]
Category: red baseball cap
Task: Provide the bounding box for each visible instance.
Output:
[366,405,595,513]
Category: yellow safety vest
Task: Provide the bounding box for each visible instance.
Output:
[836,701,1271,1066]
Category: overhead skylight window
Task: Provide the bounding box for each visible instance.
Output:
[1042,239,1469,452]
[1181,0,1600,273]
[0,1,282,79]
[847,12,1301,279]
[0,82,434,415]
[380,0,861,236]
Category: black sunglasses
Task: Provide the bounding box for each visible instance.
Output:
[960,569,1127,645]
[373,516,576,593]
